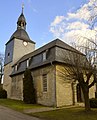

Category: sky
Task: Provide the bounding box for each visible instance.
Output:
[0,0,94,54]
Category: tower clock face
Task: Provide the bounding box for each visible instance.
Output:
[23,41,28,46]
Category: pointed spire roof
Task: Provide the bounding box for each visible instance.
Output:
[17,4,26,30]
[6,5,35,44]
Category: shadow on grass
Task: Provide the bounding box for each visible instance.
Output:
[31,108,97,120]
[74,109,97,116]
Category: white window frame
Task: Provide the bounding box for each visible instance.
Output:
[27,59,29,68]
[43,52,46,61]
[15,65,18,71]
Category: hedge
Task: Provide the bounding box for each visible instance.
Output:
[90,98,97,108]
[0,89,7,98]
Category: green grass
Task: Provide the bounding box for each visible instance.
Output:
[31,107,97,120]
[0,99,44,112]
[0,99,97,120]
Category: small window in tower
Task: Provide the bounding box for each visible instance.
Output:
[8,53,10,58]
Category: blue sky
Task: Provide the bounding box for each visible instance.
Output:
[0,0,88,54]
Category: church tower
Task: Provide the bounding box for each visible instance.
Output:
[3,6,35,98]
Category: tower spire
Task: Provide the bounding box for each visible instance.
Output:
[22,3,24,14]
[17,4,26,30]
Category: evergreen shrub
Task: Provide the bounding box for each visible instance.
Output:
[0,89,7,98]
[23,68,36,104]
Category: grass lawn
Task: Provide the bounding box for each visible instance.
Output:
[0,99,97,120]
[0,99,44,112]
[31,107,97,120]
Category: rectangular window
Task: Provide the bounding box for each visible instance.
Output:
[27,59,29,68]
[29,57,33,65]
[15,65,17,71]
[17,63,21,70]
[43,52,46,61]
[8,53,10,58]
[43,74,47,92]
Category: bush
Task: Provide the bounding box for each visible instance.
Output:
[23,69,37,104]
[0,89,7,98]
[90,98,97,108]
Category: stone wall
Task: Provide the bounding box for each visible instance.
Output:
[11,74,23,100]
[89,76,95,99]
[32,65,56,106]
[4,38,35,99]
[56,64,96,107]
[3,63,12,98]
[7,63,96,107]
[11,65,56,106]
[56,65,74,107]
[13,38,35,63]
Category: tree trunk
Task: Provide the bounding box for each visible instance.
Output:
[81,85,91,111]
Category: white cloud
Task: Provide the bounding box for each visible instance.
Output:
[63,29,96,45]
[51,16,65,26]
[67,3,92,21]
[50,0,97,49]
[66,21,89,30]
[67,0,97,21]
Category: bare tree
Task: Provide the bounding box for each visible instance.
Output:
[57,48,97,111]
[56,0,97,111]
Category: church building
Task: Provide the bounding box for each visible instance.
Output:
[3,8,95,107]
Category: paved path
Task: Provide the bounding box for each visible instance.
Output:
[24,107,56,113]
[0,105,41,120]
[24,106,80,114]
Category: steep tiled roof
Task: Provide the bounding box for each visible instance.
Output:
[6,11,35,45]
